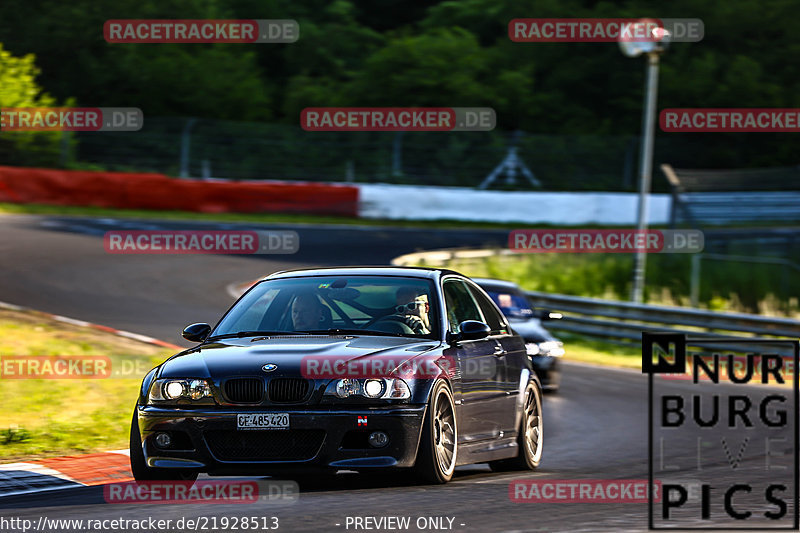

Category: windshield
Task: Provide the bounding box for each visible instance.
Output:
[486,289,535,319]
[211,275,439,339]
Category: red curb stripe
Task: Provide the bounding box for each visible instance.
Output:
[149,339,183,349]
[35,453,133,486]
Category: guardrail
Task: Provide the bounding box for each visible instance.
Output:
[525,290,800,354]
[392,248,800,353]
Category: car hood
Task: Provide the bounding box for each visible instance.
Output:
[157,335,442,380]
[507,318,558,343]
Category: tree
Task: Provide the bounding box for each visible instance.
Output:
[0,44,63,166]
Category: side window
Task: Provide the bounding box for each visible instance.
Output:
[467,284,508,334]
[442,280,483,334]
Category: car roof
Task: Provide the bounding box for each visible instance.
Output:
[265,266,463,281]
[471,278,524,291]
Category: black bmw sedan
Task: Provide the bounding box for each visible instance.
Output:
[130,267,543,484]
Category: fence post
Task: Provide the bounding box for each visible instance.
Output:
[59,131,70,167]
[623,137,637,190]
[392,132,404,177]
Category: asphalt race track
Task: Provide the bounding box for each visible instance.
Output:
[0,215,796,532]
[0,216,513,346]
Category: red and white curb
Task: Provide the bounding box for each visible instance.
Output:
[0,301,180,497]
[0,451,132,498]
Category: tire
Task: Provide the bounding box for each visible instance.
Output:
[413,381,457,484]
[129,408,198,482]
[489,382,543,471]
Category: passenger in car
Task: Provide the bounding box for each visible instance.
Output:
[394,287,430,334]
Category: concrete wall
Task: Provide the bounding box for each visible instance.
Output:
[358,183,671,225]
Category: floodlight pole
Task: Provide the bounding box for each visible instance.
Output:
[631,52,661,304]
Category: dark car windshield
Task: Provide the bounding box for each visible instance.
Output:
[210,275,439,339]
[485,289,535,319]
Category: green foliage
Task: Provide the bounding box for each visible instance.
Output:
[1,0,799,174]
[0,44,63,165]
[1,427,31,445]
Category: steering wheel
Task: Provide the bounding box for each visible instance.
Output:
[365,315,415,335]
[362,311,397,329]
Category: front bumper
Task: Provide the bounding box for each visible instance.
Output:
[136,405,426,473]
[531,356,561,390]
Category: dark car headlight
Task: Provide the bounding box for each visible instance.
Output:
[324,378,410,400]
[147,378,215,405]
[526,341,565,357]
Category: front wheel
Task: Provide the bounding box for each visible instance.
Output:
[490,382,543,471]
[129,408,198,482]
[413,381,457,484]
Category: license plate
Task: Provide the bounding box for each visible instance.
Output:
[237,413,289,430]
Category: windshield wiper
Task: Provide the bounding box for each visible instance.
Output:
[307,328,406,338]
[205,330,311,341]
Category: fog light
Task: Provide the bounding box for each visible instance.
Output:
[368,431,389,448]
[154,432,172,448]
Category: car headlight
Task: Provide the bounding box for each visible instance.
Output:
[363,379,386,398]
[335,378,361,398]
[326,378,410,400]
[528,341,565,357]
[148,378,214,404]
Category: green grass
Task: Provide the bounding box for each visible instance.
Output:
[559,333,641,369]
[0,202,605,231]
[0,309,172,461]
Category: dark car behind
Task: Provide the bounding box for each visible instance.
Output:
[474,278,563,392]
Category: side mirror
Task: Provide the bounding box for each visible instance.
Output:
[182,323,211,342]
[537,310,562,321]
[448,320,491,343]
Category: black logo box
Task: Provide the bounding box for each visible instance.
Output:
[643,332,800,530]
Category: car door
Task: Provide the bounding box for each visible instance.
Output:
[441,277,505,443]
[466,281,523,436]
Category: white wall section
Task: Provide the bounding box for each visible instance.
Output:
[358,183,671,225]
